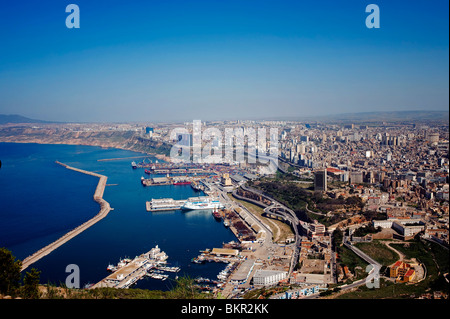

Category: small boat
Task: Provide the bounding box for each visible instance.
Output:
[212,210,222,221]
[107,264,117,272]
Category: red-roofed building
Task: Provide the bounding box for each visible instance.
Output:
[389,260,416,282]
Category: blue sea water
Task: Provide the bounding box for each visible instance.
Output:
[0,143,236,290]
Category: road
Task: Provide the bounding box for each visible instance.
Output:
[239,184,303,276]
[343,240,381,270]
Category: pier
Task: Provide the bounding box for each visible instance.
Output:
[140,175,213,187]
[91,245,171,289]
[20,161,112,272]
[146,198,187,212]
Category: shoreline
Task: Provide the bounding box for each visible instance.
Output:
[0,139,172,163]
[20,161,112,272]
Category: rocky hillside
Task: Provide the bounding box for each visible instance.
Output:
[0,126,173,160]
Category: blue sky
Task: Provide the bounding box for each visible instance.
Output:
[0,0,448,122]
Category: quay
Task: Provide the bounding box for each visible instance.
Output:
[140,175,213,187]
[146,198,187,212]
[20,161,112,272]
[90,245,170,289]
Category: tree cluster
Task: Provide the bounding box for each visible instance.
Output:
[0,248,41,299]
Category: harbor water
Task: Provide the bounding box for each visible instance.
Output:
[0,143,237,290]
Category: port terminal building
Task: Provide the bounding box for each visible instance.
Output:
[229,260,255,285]
[253,270,288,287]
[211,248,239,257]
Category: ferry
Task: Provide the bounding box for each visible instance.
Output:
[181,196,224,211]
[148,245,168,264]
[131,161,137,169]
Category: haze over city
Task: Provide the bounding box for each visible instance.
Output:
[0,0,448,123]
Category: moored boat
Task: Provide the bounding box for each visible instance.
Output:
[181,196,224,211]
[173,181,191,185]
[212,210,222,220]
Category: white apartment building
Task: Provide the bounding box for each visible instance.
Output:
[253,270,287,286]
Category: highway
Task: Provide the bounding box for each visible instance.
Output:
[238,184,303,276]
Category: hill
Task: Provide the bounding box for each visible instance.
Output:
[296,110,449,124]
[0,114,55,125]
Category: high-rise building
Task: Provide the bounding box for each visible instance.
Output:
[386,153,392,161]
[300,135,309,143]
[145,127,154,137]
[314,169,327,192]
[427,132,439,143]
[349,171,364,184]
[221,173,232,186]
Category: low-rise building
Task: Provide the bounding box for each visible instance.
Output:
[253,270,287,286]
[229,260,255,284]
[389,261,416,283]
[392,221,425,237]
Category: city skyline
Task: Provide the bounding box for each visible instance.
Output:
[0,0,448,123]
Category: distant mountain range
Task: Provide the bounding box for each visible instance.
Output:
[1,110,448,124]
[0,114,55,125]
[262,110,449,123]
[311,110,449,122]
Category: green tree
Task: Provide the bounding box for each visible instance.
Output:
[0,247,22,296]
[22,268,41,299]
[332,228,343,251]
[167,276,208,299]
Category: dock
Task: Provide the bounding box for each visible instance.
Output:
[20,161,112,272]
[140,175,212,187]
[146,198,187,212]
[91,245,170,289]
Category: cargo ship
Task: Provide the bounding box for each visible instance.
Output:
[181,196,224,211]
[173,181,191,185]
[191,181,205,191]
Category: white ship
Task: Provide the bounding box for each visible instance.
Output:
[148,245,168,263]
[181,196,224,211]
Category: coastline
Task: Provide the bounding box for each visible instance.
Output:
[0,134,173,163]
[20,161,112,272]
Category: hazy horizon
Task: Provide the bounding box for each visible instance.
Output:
[0,0,448,123]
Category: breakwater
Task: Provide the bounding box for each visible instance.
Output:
[20,161,112,271]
